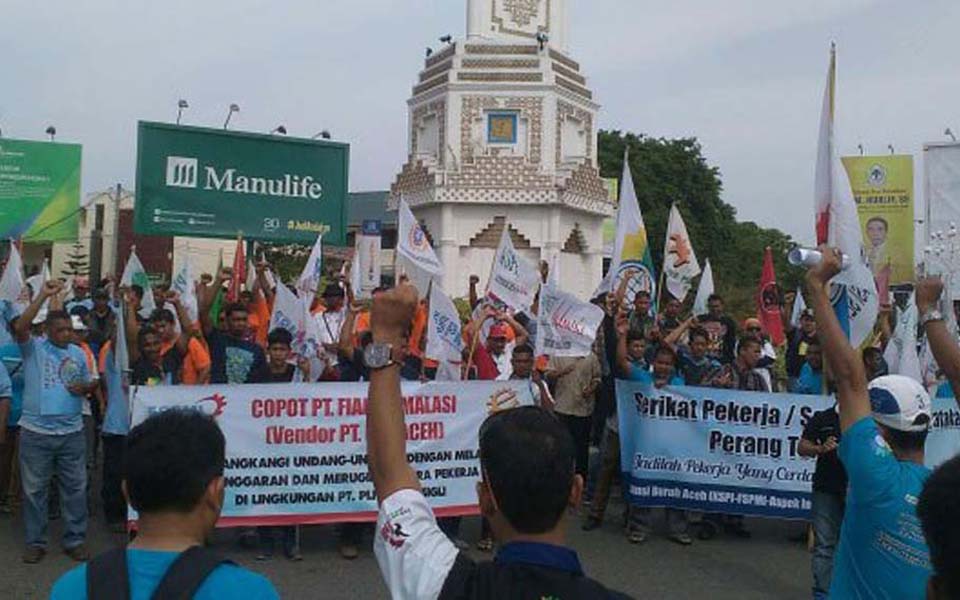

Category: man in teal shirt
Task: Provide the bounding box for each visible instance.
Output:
[51,408,278,599]
[808,248,932,599]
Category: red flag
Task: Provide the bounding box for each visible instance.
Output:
[757,247,785,346]
[228,237,245,303]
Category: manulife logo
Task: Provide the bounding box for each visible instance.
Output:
[164,155,323,200]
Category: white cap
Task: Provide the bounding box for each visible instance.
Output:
[868,375,932,433]
[31,309,48,326]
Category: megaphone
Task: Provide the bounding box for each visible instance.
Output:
[787,248,851,270]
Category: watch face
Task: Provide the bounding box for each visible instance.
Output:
[364,343,392,369]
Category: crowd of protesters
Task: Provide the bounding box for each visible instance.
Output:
[0,250,956,599]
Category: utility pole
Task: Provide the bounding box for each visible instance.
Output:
[109,183,122,279]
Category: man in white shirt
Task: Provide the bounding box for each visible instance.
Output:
[365,284,630,599]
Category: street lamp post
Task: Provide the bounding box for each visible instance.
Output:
[223,103,240,130]
[176,99,189,125]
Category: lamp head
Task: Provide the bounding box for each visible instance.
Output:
[229,103,240,113]
[45,126,56,137]
[178,99,189,109]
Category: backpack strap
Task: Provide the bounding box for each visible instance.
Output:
[86,547,132,600]
[150,545,234,600]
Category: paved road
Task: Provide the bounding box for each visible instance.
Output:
[0,497,812,599]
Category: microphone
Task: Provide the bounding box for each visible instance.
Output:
[787,248,851,270]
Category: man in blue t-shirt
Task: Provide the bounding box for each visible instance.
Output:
[14,280,98,564]
[808,247,932,599]
[51,408,279,599]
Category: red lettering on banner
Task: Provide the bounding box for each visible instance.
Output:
[251,398,311,419]
[337,397,368,416]
[406,421,444,441]
[266,425,338,444]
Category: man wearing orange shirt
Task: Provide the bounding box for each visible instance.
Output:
[147,298,211,386]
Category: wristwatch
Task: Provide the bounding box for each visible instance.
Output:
[920,309,944,327]
[363,342,399,370]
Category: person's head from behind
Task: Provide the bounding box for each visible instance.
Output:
[123,409,226,534]
[689,327,710,360]
[627,330,646,363]
[478,407,580,537]
[867,216,888,248]
[652,346,678,383]
[736,337,762,370]
[149,308,177,342]
[510,343,535,379]
[867,375,931,461]
[45,310,73,348]
[267,328,293,369]
[633,291,651,316]
[707,293,724,318]
[138,327,163,364]
[239,290,254,306]
[917,455,960,600]
[862,346,888,380]
[223,302,249,338]
[805,338,823,372]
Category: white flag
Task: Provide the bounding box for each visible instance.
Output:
[0,244,25,304]
[488,228,541,313]
[662,204,700,301]
[349,240,363,300]
[170,257,198,323]
[692,259,714,316]
[26,260,51,301]
[269,284,322,366]
[426,284,464,379]
[536,276,604,358]
[297,235,324,307]
[120,250,156,319]
[397,198,442,280]
[883,294,922,383]
[245,259,256,292]
[790,287,807,328]
[607,151,656,305]
[813,45,879,347]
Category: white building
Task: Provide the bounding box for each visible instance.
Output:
[390,0,613,299]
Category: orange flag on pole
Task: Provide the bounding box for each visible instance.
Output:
[757,247,785,346]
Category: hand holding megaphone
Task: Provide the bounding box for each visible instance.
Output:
[788,247,851,271]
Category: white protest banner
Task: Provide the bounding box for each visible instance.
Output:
[397,198,442,280]
[926,395,960,470]
[121,249,156,319]
[130,381,533,525]
[426,284,463,379]
[617,380,833,519]
[297,235,323,306]
[536,278,604,357]
[662,204,701,301]
[487,228,540,313]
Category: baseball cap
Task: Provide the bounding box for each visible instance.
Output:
[868,375,932,433]
[489,323,510,339]
[71,315,88,331]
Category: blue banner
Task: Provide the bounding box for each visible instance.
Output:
[616,380,833,520]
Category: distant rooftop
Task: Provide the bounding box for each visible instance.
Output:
[347,191,393,228]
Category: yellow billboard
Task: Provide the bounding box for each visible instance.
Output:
[841,155,914,284]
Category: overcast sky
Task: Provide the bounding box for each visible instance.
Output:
[2,0,958,243]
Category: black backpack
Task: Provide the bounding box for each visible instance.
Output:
[86,545,233,600]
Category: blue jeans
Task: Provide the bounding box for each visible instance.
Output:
[811,490,844,597]
[19,428,87,549]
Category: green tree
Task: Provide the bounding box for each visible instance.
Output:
[598,130,803,319]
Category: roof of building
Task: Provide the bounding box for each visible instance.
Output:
[347,191,393,228]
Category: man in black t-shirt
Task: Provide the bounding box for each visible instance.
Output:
[367,284,631,599]
[198,268,268,385]
[130,327,181,387]
[799,405,847,598]
[697,294,738,364]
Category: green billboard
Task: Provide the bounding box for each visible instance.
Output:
[135,122,349,244]
[0,138,82,242]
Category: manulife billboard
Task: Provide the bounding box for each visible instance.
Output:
[135,122,349,244]
[0,138,82,242]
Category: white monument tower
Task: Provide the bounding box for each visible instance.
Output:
[390,0,613,299]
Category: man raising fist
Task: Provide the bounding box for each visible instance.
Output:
[367,284,630,599]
